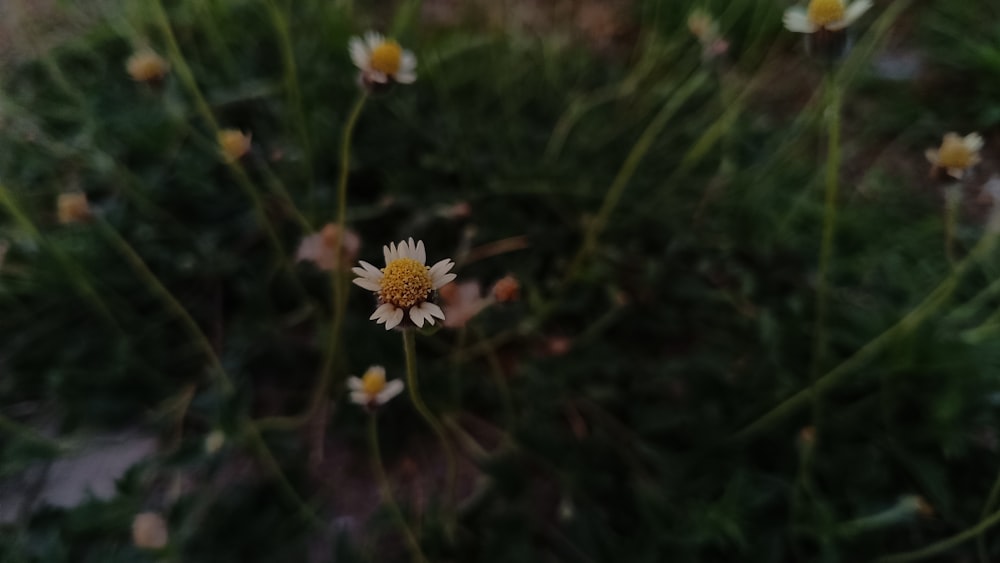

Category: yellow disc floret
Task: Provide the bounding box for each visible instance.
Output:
[361,368,387,396]
[379,257,433,309]
[807,0,845,26]
[937,135,975,169]
[370,41,403,75]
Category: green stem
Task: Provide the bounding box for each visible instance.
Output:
[368,414,428,563]
[309,94,367,416]
[731,232,999,443]
[98,220,233,394]
[944,183,962,267]
[811,75,840,382]
[243,417,323,528]
[875,504,1000,563]
[562,71,708,285]
[403,329,458,507]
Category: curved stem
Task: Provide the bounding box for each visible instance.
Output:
[875,503,1000,563]
[309,94,368,416]
[403,329,458,508]
[731,232,999,443]
[368,414,428,563]
[562,70,707,285]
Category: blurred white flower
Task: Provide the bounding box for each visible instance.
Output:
[926,132,983,179]
[349,32,417,88]
[347,365,404,408]
[440,281,489,328]
[352,238,456,330]
[783,0,872,33]
[296,223,361,271]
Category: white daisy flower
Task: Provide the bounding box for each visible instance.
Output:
[926,132,983,179]
[352,238,456,330]
[783,0,873,33]
[348,31,417,87]
[347,365,405,408]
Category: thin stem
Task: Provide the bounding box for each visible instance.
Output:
[368,414,428,563]
[403,329,458,508]
[310,94,367,416]
[562,71,707,285]
[97,220,233,394]
[243,417,323,528]
[731,231,999,443]
[811,75,840,382]
[875,503,1000,563]
[944,183,962,267]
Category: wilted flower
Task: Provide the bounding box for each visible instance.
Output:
[296,223,361,271]
[492,275,521,303]
[353,238,456,330]
[783,0,873,34]
[926,132,983,179]
[218,129,252,162]
[126,50,170,83]
[204,430,226,454]
[57,192,91,224]
[349,31,417,89]
[132,512,168,549]
[688,10,730,60]
[440,281,489,328]
[347,365,404,408]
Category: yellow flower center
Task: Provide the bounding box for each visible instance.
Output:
[937,136,975,169]
[380,257,433,309]
[807,0,845,26]
[361,369,387,396]
[370,41,403,75]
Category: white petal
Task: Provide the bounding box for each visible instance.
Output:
[965,133,984,153]
[353,277,381,291]
[350,391,369,405]
[364,31,384,50]
[370,303,395,322]
[369,71,389,84]
[401,51,417,71]
[347,376,363,391]
[428,258,455,277]
[947,168,965,179]
[925,149,940,165]
[414,240,426,264]
[410,306,426,327]
[407,238,417,259]
[376,380,405,404]
[782,8,817,33]
[395,70,417,84]
[385,308,405,330]
[842,0,873,25]
[348,37,369,69]
[433,272,457,290]
[421,301,445,321]
[359,260,383,276]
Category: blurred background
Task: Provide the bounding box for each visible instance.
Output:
[2,0,1000,561]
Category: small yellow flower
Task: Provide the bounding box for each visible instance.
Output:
[126,50,170,83]
[57,192,91,224]
[218,129,252,162]
[349,32,417,87]
[926,132,983,179]
[132,512,168,549]
[783,0,873,33]
[347,366,405,407]
[353,238,456,330]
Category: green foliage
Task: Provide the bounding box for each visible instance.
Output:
[2,0,1000,561]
